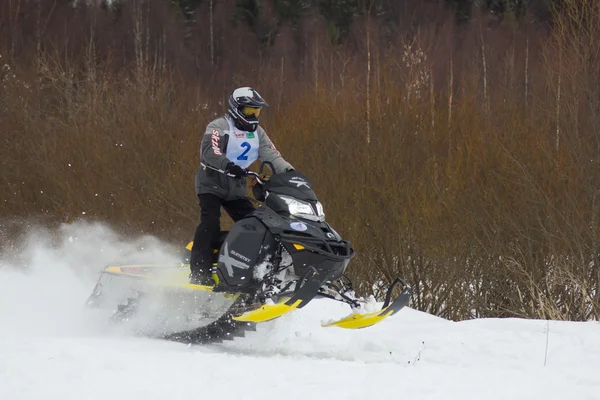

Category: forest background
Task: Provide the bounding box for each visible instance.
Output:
[2,0,600,321]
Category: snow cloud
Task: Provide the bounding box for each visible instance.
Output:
[0,220,181,336]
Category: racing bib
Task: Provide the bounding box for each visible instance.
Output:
[225,119,260,169]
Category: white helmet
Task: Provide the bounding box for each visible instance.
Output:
[227,87,269,132]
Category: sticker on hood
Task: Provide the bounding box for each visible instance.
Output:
[290,222,308,232]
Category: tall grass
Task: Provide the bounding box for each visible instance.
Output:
[1,0,599,321]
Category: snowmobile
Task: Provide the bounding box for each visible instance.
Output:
[86,162,411,344]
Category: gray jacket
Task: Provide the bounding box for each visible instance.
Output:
[195,116,294,201]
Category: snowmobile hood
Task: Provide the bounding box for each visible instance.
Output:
[264,171,317,202]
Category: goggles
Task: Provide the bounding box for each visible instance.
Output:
[242,106,261,119]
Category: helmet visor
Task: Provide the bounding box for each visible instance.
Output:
[242,106,261,119]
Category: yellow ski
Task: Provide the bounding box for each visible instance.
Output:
[232,299,301,323]
[323,282,411,329]
[322,307,396,329]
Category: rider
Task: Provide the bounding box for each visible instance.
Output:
[190,87,294,285]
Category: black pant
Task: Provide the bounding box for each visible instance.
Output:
[190,193,255,275]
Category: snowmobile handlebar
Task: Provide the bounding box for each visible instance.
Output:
[244,170,269,185]
[200,162,269,185]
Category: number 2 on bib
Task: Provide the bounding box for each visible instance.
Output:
[237,142,251,161]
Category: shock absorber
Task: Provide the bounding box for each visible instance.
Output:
[261,241,284,301]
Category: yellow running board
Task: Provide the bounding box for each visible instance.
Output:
[232,299,301,323]
[322,307,396,329]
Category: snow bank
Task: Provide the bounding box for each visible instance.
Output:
[1,221,599,399]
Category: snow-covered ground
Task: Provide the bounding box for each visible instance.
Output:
[1,222,599,399]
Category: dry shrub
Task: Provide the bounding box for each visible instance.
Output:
[1,1,599,321]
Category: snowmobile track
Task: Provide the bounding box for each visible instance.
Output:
[161,308,257,345]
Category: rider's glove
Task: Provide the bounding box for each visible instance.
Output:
[226,162,246,178]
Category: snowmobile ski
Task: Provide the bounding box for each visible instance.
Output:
[232,298,298,322]
[322,278,411,329]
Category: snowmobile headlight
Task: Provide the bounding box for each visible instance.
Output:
[315,201,325,218]
[278,195,324,222]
